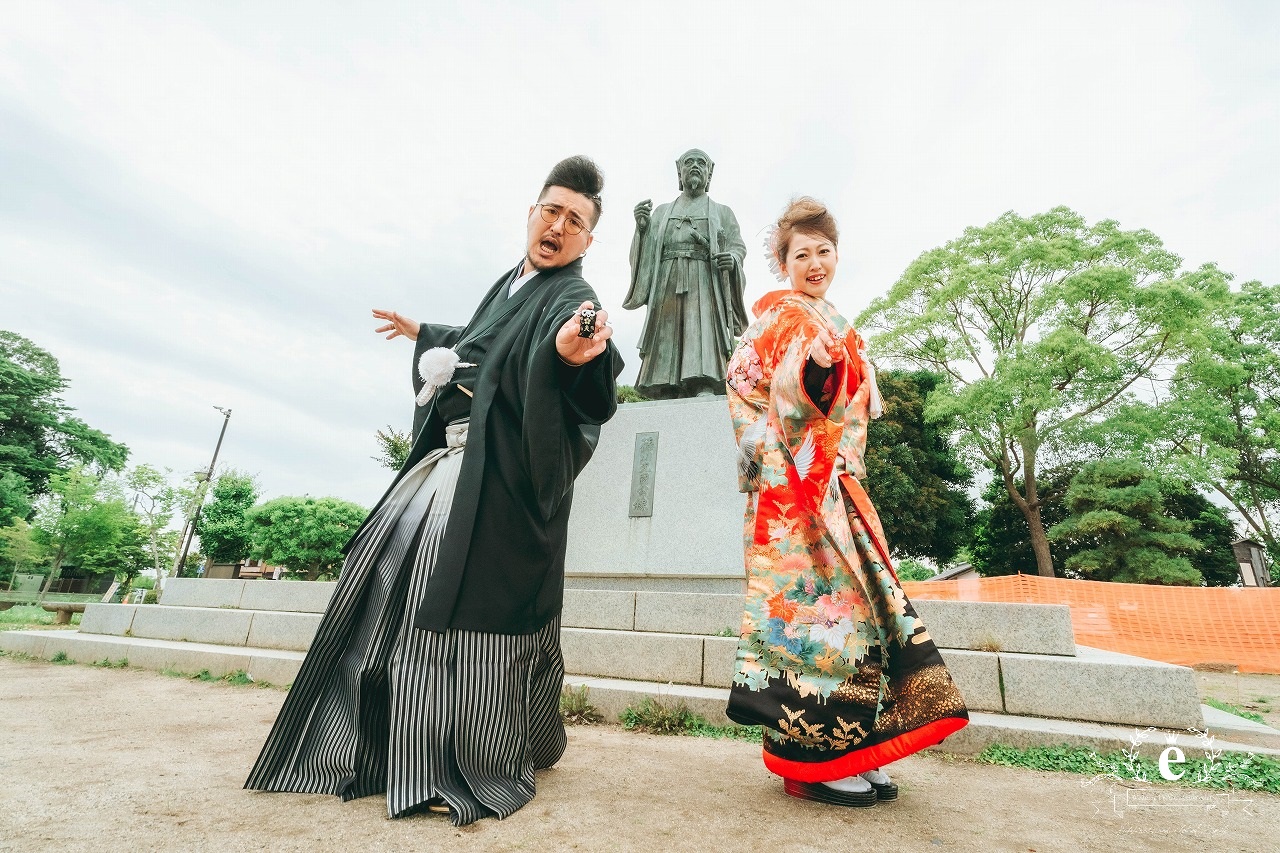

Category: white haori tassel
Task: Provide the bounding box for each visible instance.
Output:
[416,347,476,407]
[860,346,884,420]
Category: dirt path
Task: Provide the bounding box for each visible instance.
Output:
[1,658,1276,853]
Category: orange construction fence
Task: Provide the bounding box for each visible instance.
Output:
[901,573,1280,674]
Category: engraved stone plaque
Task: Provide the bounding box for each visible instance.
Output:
[628,431,659,517]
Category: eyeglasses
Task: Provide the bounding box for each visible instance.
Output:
[534,203,592,236]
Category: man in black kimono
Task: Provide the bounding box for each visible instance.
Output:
[246,156,623,826]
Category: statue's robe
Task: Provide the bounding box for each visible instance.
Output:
[624,195,748,398]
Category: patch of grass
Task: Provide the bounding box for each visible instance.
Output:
[92,657,129,669]
[559,685,604,725]
[0,649,38,662]
[977,743,1280,794]
[50,650,74,665]
[0,605,82,631]
[619,696,761,742]
[1205,696,1266,724]
[159,667,186,679]
[221,669,255,686]
[714,627,737,638]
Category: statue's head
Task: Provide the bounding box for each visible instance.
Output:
[525,155,604,271]
[676,149,714,194]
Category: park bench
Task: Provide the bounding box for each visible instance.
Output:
[0,584,119,624]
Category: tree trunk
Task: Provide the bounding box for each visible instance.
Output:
[1025,502,1056,577]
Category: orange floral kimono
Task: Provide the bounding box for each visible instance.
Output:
[725,289,968,781]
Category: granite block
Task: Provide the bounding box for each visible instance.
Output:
[1000,645,1202,728]
[937,648,1003,712]
[79,603,138,637]
[634,592,744,636]
[160,578,246,609]
[913,599,1076,656]
[701,636,739,688]
[246,611,322,651]
[565,398,746,579]
[0,630,47,658]
[247,652,305,686]
[562,589,636,630]
[239,581,336,614]
[560,627,703,685]
[129,605,253,647]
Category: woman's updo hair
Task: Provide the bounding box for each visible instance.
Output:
[774,196,839,261]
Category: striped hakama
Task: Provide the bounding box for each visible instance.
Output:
[245,422,567,826]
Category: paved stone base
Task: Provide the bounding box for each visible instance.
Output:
[0,630,304,685]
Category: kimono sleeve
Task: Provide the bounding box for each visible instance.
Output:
[521,283,623,521]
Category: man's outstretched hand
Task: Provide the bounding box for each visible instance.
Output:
[372,309,419,341]
[556,301,613,366]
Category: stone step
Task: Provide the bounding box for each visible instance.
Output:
[160,578,335,613]
[159,580,1080,658]
[81,603,322,652]
[11,629,1271,756]
[0,629,304,686]
[77,599,1202,728]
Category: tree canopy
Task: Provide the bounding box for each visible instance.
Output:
[864,370,974,564]
[0,331,129,506]
[858,207,1225,577]
[194,470,259,565]
[972,459,1240,586]
[1049,458,1202,585]
[249,496,367,581]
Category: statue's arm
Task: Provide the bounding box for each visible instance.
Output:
[623,226,648,309]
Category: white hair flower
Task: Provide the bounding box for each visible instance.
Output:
[761,223,787,283]
[416,347,476,407]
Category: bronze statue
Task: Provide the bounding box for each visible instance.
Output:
[625,149,747,399]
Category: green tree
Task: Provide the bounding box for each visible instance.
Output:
[0,517,48,586]
[0,470,33,523]
[0,331,129,498]
[80,513,150,587]
[864,370,974,564]
[30,466,137,593]
[1048,459,1202,585]
[858,207,1223,577]
[973,461,1240,585]
[123,464,180,577]
[895,558,937,582]
[970,466,1077,578]
[194,470,259,564]
[249,496,367,581]
[1114,279,1280,562]
[373,427,413,470]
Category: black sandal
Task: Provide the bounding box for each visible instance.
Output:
[783,779,877,808]
[867,778,898,801]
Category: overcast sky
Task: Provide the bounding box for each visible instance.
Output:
[3,0,1278,508]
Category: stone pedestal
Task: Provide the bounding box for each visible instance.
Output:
[565,397,745,583]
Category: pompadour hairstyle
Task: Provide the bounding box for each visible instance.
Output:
[775,196,839,259]
[540,155,605,226]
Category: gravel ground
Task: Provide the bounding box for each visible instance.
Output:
[1,657,1277,853]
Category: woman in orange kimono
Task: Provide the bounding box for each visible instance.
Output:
[725,198,968,807]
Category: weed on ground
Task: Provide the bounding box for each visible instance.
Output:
[559,685,604,725]
[1205,696,1267,724]
[620,696,762,743]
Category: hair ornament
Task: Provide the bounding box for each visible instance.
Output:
[760,223,787,283]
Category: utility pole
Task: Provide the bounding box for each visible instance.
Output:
[169,406,232,585]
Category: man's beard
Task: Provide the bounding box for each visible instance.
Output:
[525,251,558,271]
